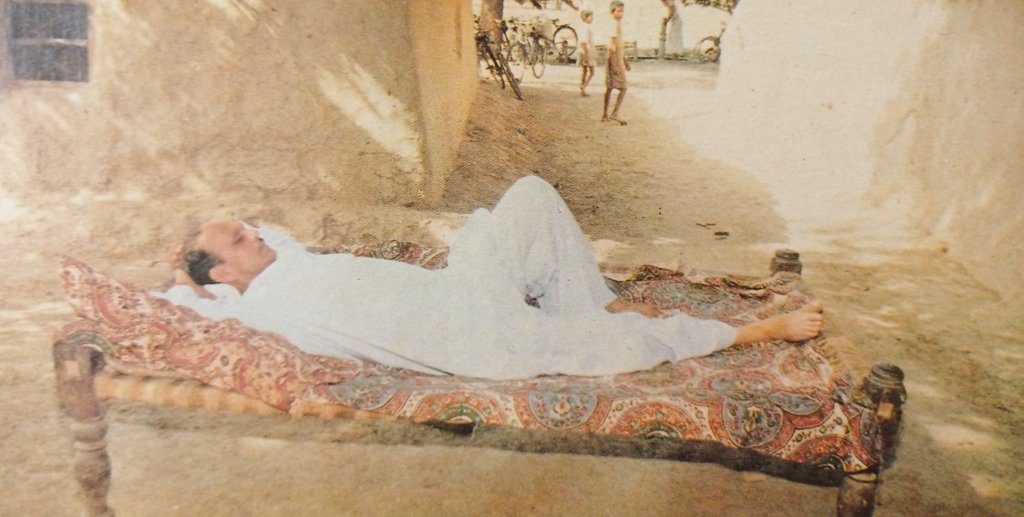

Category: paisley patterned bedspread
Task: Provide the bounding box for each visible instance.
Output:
[58,242,879,474]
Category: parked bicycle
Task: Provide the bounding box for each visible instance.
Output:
[694,23,726,63]
[502,17,528,65]
[475,23,522,100]
[505,16,577,79]
[547,17,578,64]
[512,19,548,78]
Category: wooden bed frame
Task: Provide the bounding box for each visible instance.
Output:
[53,250,907,517]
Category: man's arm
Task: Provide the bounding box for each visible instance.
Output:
[172,269,216,300]
[164,242,216,299]
[733,302,824,344]
[606,298,824,344]
[605,298,666,318]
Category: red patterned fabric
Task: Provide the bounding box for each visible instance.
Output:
[58,244,878,472]
[60,257,353,410]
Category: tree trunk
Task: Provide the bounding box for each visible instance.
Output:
[659,0,677,59]
[479,0,505,50]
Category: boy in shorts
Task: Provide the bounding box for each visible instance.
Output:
[578,10,597,96]
[602,1,630,125]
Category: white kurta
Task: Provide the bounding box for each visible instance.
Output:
[158,176,737,379]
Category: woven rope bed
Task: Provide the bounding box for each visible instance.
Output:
[53,243,905,517]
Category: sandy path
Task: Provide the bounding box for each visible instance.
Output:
[1,62,1021,516]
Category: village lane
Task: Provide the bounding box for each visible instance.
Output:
[444,61,1024,517]
[0,61,1019,517]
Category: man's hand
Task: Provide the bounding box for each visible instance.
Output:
[167,243,187,270]
[605,298,666,318]
[173,269,216,300]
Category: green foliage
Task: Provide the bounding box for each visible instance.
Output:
[682,0,739,14]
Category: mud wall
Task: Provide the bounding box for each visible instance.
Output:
[689,0,1024,302]
[0,0,476,207]
[869,1,1024,303]
[409,0,479,202]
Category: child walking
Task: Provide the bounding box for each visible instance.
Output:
[602,1,630,125]
[578,10,597,96]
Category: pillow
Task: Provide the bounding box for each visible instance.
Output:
[60,257,354,410]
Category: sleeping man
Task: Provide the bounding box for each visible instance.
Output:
[157,176,823,380]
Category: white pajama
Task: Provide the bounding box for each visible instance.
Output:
[158,176,737,379]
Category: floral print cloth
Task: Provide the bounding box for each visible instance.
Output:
[59,243,878,473]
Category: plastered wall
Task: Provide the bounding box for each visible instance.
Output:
[409,0,479,203]
[869,0,1024,302]
[688,0,1023,301]
[0,0,477,206]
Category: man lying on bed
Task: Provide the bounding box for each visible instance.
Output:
[156,176,823,380]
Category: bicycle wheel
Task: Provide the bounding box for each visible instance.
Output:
[495,51,523,100]
[553,25,578,62]
[508,42,529,77]
[696,36,721,63]
[530,39,547,79]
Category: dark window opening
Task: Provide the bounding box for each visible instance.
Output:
[10,2,89,82]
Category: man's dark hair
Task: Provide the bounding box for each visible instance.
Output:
[184,249,220,285]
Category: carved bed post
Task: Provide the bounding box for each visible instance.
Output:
[864,363,907,463]
[836,363,907,517]
[837,472,878,517]
[54,335,114,517]
[770,249,802,275]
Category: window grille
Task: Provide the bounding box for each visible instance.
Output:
[9,2,88,82]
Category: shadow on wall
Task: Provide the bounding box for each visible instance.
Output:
[0,0,430,206]
[316,58,425,187]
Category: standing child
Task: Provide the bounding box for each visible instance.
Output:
[602,1,630,125]
[578,10,597,97]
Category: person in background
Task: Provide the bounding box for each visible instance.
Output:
[578,10,597,97]
[601,1,630,125]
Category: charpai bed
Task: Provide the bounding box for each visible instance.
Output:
[53,243,905,517]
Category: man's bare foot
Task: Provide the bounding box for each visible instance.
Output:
[609,116,628,126]
[774,302,824,341]
[601,115,610,122]
[580,89,589,97]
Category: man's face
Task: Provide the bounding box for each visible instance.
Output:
[197,218,277,291]
[612,6,624,21]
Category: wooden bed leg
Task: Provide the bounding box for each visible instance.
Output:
[837,471,878,517]
[864,363,907,465]
[770,249,802,275]
[836,363,906,516]
[54,337,114,517]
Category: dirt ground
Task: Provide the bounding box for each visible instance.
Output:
[1,62,1021,516]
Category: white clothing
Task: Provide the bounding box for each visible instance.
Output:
[579,25,597,67]
[157,176,737,379]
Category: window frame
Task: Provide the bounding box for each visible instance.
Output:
[3,0,90,84]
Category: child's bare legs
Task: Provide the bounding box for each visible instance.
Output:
[580,65,594,96]
[602,87,628,125]
[609,87,628,124]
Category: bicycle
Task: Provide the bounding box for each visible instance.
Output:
[694,24,726,63]
[547,18,578,64]
[502,17,529,66]
[475,27,523,100]
[509,16,579,79]
[522,21,550,79]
